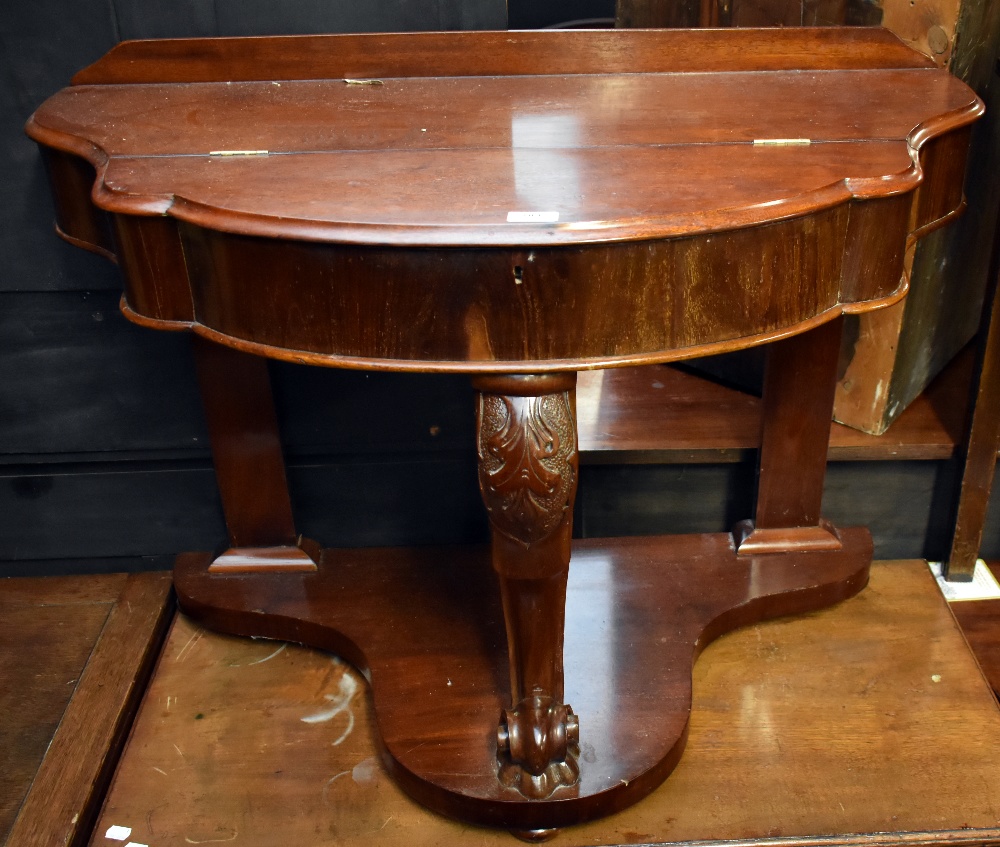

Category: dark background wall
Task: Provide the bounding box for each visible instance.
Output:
[1,1,513,574]
[2,0,998,576]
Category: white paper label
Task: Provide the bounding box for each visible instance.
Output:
[928,560,1000,601]
[105,825,132,841]
[506,211,559,223]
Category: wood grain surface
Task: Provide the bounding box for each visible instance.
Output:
[26,28,982,376]
[949,561,1000,695]
[69,28,934,85]
[0,575,124,843]
[29,67,976,245]
[751,316,843,537]
[170,529,871,829]
[92,560,1000,846]
[1,572,173,847]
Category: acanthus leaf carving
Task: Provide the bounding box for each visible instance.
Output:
[477,391,577,546]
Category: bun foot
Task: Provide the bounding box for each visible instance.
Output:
[511,828,559,842]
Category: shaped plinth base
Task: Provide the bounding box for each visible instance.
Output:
[173,528,872,832]
[208,537,320,573]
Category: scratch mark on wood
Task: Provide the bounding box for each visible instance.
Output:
[321,769,351,806]
[301,669,358,747]
[152,766,168,776]
[175,631,203,662]
[184,831,238,844]
[247,643,286,665]
[173,743,187,763]
[332,714,355,745]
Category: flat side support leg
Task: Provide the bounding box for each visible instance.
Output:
[192,335,317,572]
[735,317,844,555]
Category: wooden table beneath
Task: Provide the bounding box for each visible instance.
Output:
[91,560,1000,847]
[0,572,172,847]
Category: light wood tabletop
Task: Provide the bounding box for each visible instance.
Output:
[1,572,173,847]
[91,560,1000,847]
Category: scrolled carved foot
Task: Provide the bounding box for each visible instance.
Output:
[497,694,580,799]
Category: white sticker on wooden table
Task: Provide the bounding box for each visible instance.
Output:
[928,559,1000,601]
[506,211,559,223]
[105,825,132,841]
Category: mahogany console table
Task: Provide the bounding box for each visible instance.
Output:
[27,28,981,835]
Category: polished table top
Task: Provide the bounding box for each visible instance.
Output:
[27,28,982,372]
[30,37,973,245]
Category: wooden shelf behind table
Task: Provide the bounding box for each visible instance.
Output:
[577,347,973,464]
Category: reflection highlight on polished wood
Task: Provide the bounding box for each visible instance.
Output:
[28,29,981,373]
[28,27,981,832]
[173,529,872,830]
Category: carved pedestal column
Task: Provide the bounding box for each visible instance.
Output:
[473,373,580,801]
